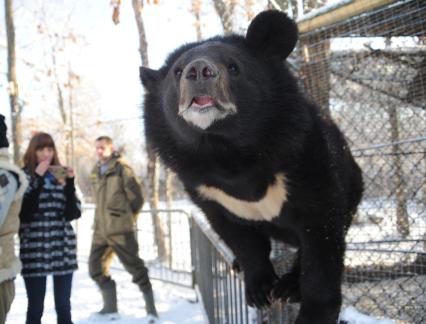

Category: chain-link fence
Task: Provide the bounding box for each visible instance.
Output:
[283,0,426,322]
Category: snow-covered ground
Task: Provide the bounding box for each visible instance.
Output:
[6,264,399,324]
[340,307,396,324]
[7,258,205,323]
[6,202,205,324]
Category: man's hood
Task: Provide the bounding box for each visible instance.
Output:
[0,148,28,200]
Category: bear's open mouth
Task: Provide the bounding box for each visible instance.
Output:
[178,94,236,129]
[189,96,217,112]
[192,96,215,106]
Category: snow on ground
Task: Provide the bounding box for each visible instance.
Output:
[340,307,396,324]
[6,269,398,324]
[6,202,205,324]
[7,261,205,324]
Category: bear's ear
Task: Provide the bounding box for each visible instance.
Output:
[139,66,161,90]
[245,10,298,60]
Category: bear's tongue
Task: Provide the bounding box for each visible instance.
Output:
[192,96,214,107]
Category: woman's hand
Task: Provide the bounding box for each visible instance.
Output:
[35,160,50,176]
[66,167,75,179]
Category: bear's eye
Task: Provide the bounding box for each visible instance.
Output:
[227,63,239,75]
[174,68,183,78]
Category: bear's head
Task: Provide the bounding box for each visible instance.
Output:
[140,10,299,146]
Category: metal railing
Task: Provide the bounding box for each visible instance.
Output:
[190,212,255,324]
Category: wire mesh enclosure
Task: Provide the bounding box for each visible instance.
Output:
[285,0,426,322]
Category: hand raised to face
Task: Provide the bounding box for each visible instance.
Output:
[35,160,51,176]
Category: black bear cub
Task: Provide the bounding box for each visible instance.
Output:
[140,10,363,324]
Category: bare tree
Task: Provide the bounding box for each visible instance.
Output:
[4,0,22,163]
[388,103,410,237]
[191,0,203,41]
[132,0,167,262]
[213,0,238,35]
[268,0,326,18]
[384,37,410,237]
[114,0,168,262]
[35,12,82,166]
[244,0,255,21]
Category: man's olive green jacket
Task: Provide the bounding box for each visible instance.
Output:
[91,153,144,237]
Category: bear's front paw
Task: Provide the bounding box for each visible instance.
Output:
[271,272,301,303]
[244,269,278,308]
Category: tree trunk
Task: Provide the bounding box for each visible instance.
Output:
[191,0,203,41]
[165,168,175,267]
[388,104,410,237]
[5,0,21,164]
[54,67,70,163]
[68,62,75,169]
[268,0,295,16]
[165,169,174,212]
[148,154,167,262]
[131,0,166,261]
[244,0,255,21]
[213,0,236,35]
[132,0,149,66]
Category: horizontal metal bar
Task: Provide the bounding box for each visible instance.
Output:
[139,209,191,217]
[349,239,426,244]
[352,136,426,152]
[354,151,426,158]
[346,248,426,255]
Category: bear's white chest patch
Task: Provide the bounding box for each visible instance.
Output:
[197,173,288,221]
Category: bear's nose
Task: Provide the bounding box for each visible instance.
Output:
[184,59,218,81]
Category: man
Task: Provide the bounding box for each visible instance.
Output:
[0,114,28,323]
[89,136,157,321]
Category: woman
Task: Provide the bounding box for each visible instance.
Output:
[19,132,81,324]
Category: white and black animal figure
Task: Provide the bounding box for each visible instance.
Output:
[140,10,363,324]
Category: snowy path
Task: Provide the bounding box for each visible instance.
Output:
[6,260,205,324]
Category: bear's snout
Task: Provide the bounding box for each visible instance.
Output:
[183,58,218,81]
[177,57,236,130]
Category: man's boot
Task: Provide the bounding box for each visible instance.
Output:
[99,280,118,314]
[142,285,158,319]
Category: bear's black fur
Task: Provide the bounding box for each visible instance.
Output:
[140,10,363,324]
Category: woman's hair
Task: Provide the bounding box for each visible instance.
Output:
[23,132,61,176]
